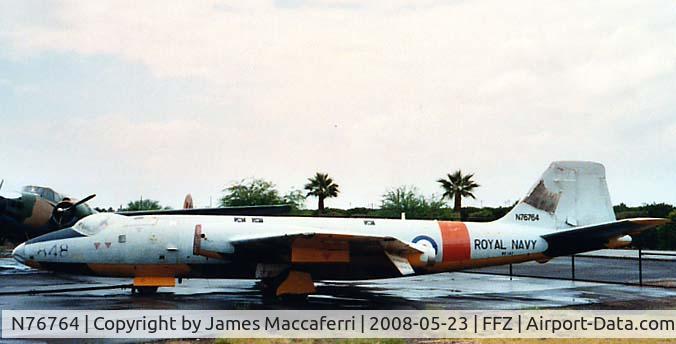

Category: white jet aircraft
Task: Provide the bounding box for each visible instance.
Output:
[12,161,668,297]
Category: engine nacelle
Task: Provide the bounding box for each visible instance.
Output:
[606,235,632,249]
[410,240,437,264]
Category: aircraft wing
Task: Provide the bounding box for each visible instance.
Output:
[541,218,668,256]
[118,205,292,217]
[195,229,425,276]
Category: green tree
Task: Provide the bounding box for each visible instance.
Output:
[437,170,480,211]
[122,198,163,211]
[304,172,339,212]
[381,185,444,219]
[381,186,424,214]
[642,203,674,218]
[283,189,307,210]
[665,210,676,249]
[220,179,282,207]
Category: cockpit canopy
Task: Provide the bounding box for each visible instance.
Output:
[21,185,66,204]
[73,212,128,236]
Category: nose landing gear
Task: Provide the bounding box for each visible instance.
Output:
[132,286,159,295]
[131,276,175,295]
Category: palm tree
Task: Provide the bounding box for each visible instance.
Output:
[304,173,339,212]
[437,170,480,211]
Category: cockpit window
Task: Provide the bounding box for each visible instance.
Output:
[73,213,126,236]
[22,185,65,204]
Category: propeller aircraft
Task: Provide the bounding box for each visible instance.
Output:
[0,184,96,242]
[1,183,291,243]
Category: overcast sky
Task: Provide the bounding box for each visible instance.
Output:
[1,0,675,210]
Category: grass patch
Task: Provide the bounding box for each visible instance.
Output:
[423,340,676,344]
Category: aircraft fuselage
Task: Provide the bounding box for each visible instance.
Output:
[13,213,548,280]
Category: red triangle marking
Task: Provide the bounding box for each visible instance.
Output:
[94,242,100,250]
[105,242,111,248]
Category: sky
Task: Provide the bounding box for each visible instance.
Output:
[0,0,675,210]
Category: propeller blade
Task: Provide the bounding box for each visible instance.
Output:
[56,194,96,213]
[73,194,96,208]
[0,179,3,191]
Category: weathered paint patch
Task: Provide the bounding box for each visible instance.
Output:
[523,180,560,214]
[23,197,53,227]
[438,221,470,262]
[291,238,349,263]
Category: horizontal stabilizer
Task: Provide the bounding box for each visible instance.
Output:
[541,218,668,257]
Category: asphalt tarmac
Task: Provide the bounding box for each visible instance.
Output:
[1,255,675,310]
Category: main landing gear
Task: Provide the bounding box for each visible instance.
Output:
[259,270,316,300]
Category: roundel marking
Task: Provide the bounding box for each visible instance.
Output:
[412,235,438,256]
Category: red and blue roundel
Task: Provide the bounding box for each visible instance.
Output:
[412,235,438,256]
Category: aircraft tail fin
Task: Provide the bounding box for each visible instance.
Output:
[498,161,616,230]
[183,194,194,209]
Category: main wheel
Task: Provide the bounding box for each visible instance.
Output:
[134,286,159,295]
[259,277,280,299]
[279,294,309,302]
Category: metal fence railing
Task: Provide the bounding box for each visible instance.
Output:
[466,250,676,288]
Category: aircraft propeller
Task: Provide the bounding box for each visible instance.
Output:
[0,180,7,213]
[0,180,5,213]
[50,194,96,228]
